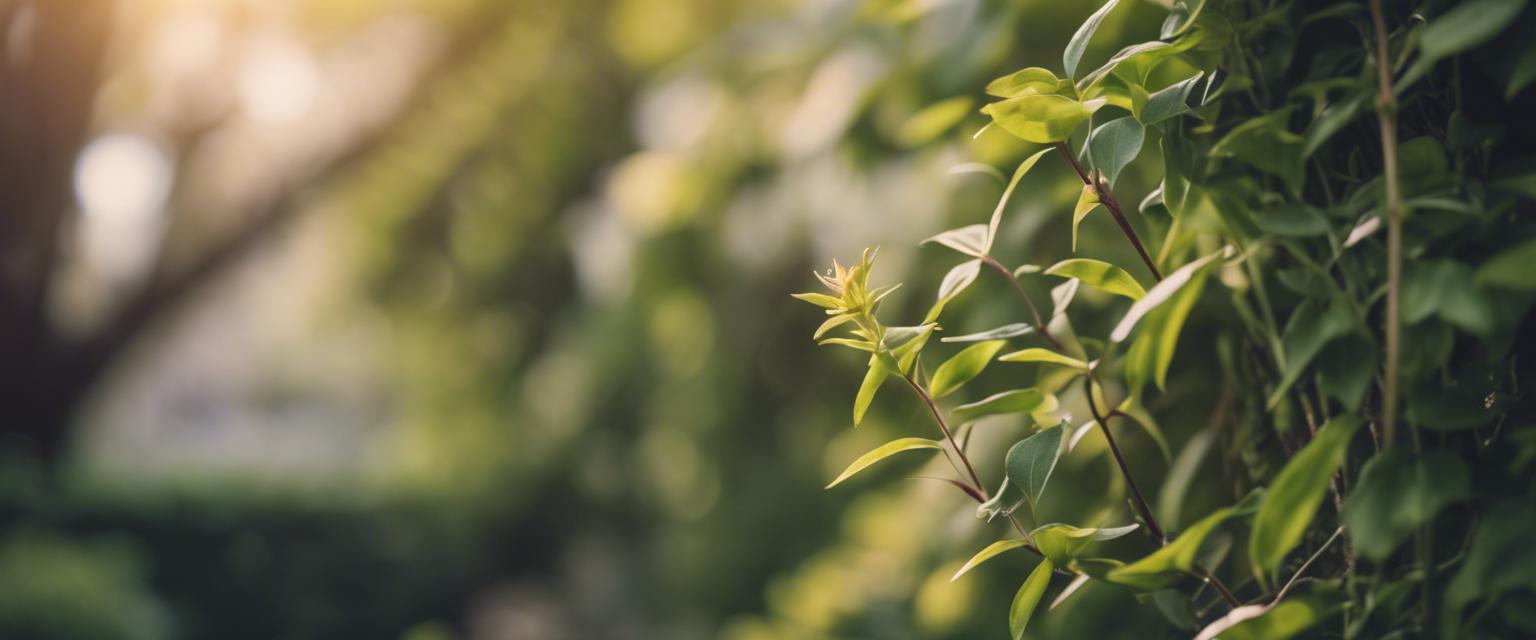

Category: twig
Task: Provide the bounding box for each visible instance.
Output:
[1368,0,1404,448]
[1054,143,1164,282]
[980,255,1065,350]
[1083,376,1165,543]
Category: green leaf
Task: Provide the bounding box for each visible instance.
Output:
[983,94,1092,144]
[1033,522,1139,564]
[1064,0,1121,79]
[1158,428,1216,530]
[1159,0,1208,38]
[1443,501,1536,635]
[792,292,843,308]
[853,357,889,426]
[1254,205,1331,237]
[1477,238,1536,290]
[998,347,1090,371]
[892,323,938,374]
[954,388,1049,422]
[927,259,983,323]
[978,476,1028,522]
[1266,297,1355,408]
[987,148,1055,252]
[825,438,945,488]
[952,538,1033,581]
[941,323,1035,343]
[924,224,988,257]
[1140,72,1204,124]
[1315,336,1377,412]
[987,67,1064,98]
[1044,258,1146,300]
[1071,185,1102,251]
[1108,491,1262,590]
[1005,426,1066,510]
[928,339,1006,399]
[1076,41,1175,94]
[1342,448,1471,561]
[1211,111,1305,192]
[1086,117,1144,187]
[1196,589,1342,640]
[896,96,975,147]
[1401,260,1495,336]
[1010,559,1055,639]
[1403,0,1528,88]
[1250,416,1362,577]
[1110,249,1223,342]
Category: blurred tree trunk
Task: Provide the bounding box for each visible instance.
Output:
[0,0,113,463]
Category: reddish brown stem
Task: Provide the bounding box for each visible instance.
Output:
[1054,143,1164,282]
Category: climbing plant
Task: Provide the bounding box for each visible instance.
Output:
[796,0,1536,637]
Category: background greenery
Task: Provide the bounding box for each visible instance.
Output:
[0,0,1532,638]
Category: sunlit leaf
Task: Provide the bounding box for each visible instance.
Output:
[1064,0,1121,79]
[925,224,988,257]
[1111,249,1223,342]
[1086,117,1144,187]
[1071,185,1101,252]
[1010,559,1055,639]
[954,388,1049,422]
[1342,448,1471,561]
[896,96,976,147]
[998,347,1090,371]
[1076,42,1175,94]
[1032,522,1139,564]
[1005,426,1065,510]
[941,323,1035,343]
[1108,491,1262,590]
[853,356,889,426]
[891,323,938,374]
[826,438,945,488]
[983,94,1092,144]
[952,538,1033,581]
[1250,416,1361,576]
[987,67,1064,98]
[1044,258,1146,300]
[928,339,1006,399]
[987,148,1055,252]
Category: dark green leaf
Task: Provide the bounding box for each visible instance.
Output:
[1342,448,1471,561]
[1477,238,1536,290]
[1254,205,1330,237]
[1140,72,1205,124]
[1267,297,1354,408]
[1086,117,1145,187]
[1006,426,1066,510]
[1403,0,1528,88]
[1064,0,1121,79]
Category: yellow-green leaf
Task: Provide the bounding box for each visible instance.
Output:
[952,539,1034,581]
[1107,491,1262,590]
[954,388,1049,422]
[929,340,1006,399]
[986,148,1055,253]
[982,94,1091,144]
[1011,559,1055,639]
[998,348,1090,371]
[826,438,945,488]
[1044,258,1146,300]
[1071,185,1101,251]
[853,356,889,426]
[986,67,1062,98]
[1032,523,1139,564]
[1250,416,1361,577]
[896,96,975,147]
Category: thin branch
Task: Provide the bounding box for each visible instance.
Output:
[1368,0,1404,449]
[1083,376,1165,543]
[1054,143,1164,282]
[980,255,1065,351]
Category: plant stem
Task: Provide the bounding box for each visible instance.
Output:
[1082,376,1164,543]
[1054,142,1164,282]
[1368,0,1403,449]
[980,255,1065,351]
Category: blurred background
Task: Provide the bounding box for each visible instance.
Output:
[0,0,1194,637]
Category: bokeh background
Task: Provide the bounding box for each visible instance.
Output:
[0,0,1198,637]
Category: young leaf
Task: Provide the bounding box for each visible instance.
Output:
[998,347,1090,371]
[941,323,1035,343]
[1005,426,1066,510]
[1044,258,1146,299]
[1071,185,1101,251]
[928,339,1006,399]
[986,148,1055,252]
[978,476,1028,522]
[1011,559,1055,639]
[952,539,1034,581]
[927,259,983,323]
[1160,0,1208,38]
[1342,449,1471,561]
[954,388,1049,422]
[1110,248,1223,342]
[1033,523,1139,564]
[1086,117,1144,187]
[853,356,889,426]
[1107,491,1262,590]
[826,438,945,488]
[925,224,988,257]
[892,323,938,374]
[1250,416,1362,576]
[987,67,1063,98]
[1119,261,1208,392]
[983,94,1092,144]
[1064,0,1121,79]
[1076,42,1174,94]
[1140,72,1204,124]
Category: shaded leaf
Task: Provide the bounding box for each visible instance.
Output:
[826,438,945,488]
[1476,238,1536,290]
[1342,448,1471,561]
[1005,426,1066,510]
[941,323,1035,343]
[1403,0,1528,88]
[1086,117,1144,187]
[987,148,1056,252]
[1140,72,1204,124]
[1108,491,1262,590]
[1266,297,1354,408]
[896,96,975,147]
[1254,205,1331,237]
